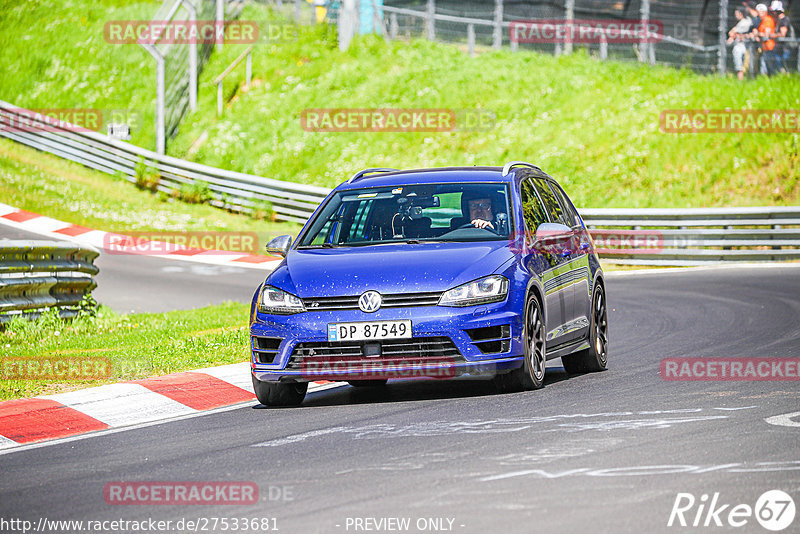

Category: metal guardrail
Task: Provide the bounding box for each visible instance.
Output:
[581,207,800,266]
[0,101,331,224]
[0,241,99,323]
[1,101,798,264]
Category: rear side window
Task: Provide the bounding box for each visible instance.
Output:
[547,181,581,228]
[531,178,564,225]
[520,180,548,235]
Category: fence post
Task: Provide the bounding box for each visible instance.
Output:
[718,0,728,74]
[467,23,475,56]
[140,44,166,154]
[565,0,574,54]
[216,0,224,51]
[390,13,398,39]
[493,0,503,49]
[294,0,301,23]
[600,31,608,60]
[183,0,197,112]
[339,0,357,50]
[640,0,650,63]
[426,0,435,40]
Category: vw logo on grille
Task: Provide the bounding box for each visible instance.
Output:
[358,291,382,313]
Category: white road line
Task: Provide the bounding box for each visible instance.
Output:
[0,434,19,449]
[765,411,800,428]
[42,383,197,427]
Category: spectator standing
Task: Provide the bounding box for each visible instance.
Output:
[771,1,792,73]
[729,8,754,80]
[751,3,776,75]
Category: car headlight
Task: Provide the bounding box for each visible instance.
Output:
[259,285,305,314]
[438,275,509,307]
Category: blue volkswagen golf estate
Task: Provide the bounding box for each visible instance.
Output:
[250,162,608,406]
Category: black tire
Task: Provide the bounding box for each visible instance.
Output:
[495,294,546,393]
[562,282,608,374]
[348,380,388,388]
[252,375,308,407]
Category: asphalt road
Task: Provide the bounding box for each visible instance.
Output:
[1,266,799,533]
[0,224,268,313]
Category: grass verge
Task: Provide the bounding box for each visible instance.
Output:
[0,302,250,401]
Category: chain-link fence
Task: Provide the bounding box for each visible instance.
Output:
[140,0,245,153]
[330,0,799,75]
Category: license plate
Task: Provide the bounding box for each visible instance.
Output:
[327,320,412,342]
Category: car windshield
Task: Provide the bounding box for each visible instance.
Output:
[297,183,512,247]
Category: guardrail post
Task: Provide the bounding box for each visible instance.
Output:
[467,23,475,56]
[492,0,502,49]
[426,0,435,40]
[640,0,650,64]
[389,13,398,39]
[772,223,782,250]
[718,0,728,74]
[564,0,574,54]
[600,32,608,60]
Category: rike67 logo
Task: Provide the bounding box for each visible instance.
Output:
[668,490,795,531]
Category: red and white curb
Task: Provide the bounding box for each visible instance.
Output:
[0,203,283,271]
[0,363,343,453]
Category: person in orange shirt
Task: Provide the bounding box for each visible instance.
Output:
[751,4,776,74]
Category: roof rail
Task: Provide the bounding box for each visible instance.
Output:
[502,161,542,177]
[347,168,399,184]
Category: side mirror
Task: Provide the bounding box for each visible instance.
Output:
[266,235,292,257]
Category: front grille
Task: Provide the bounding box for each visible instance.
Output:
[302,292,441,311]
[286,336,463,370]
[252,336,282,364]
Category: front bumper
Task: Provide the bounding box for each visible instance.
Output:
[250,299,525,382]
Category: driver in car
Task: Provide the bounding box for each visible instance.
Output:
[469,197,494,229]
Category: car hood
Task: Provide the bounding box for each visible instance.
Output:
[267,241,514,297]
